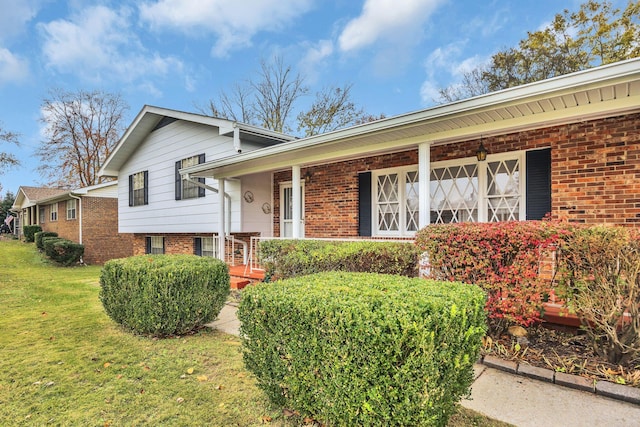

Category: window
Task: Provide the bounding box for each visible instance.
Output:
[175,154,205,200]
[129,171,148,206]
[39,207,45,224]
[194,236,216,257]
[145,236,165,254]
[50,203,58,221]
[374,167,418,236]
[66,199,77,220]
[430,152,524,224]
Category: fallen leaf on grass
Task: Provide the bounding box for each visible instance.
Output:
[176,397,184,403]
[186,368,194,375]
[103,362,111,368]
[261,415,272,423]
[197,375,208,382]
[41,312,47,316]
[215,385,223,390]
[283,409,300,417]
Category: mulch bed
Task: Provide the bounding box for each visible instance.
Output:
[483,324,640,387]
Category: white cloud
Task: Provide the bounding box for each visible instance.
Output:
[0,0,40,41]
[0,48,29,85]
[38,5,183,86]
[338,0,445,52]
[139,0,315,58]
[298,39,333,83]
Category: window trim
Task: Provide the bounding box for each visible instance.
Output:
[129,171,149,207]
[176,154,206,200]
[50,203,58,222]
[145,236,165,254]
[430,150,526,223]
[66,199,77,220]
[372,165,419,237]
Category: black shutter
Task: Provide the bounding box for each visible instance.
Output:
[358,172,372,236]
[194,237,202,256]
[161,237,165,254]
[145,237,151,254]
[143,171,149,205]
[175,161,182,200]
[526,148,551,220]
[198,153,206,197]
[128,174,133,207]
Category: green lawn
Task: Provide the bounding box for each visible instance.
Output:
[0,239,510,426]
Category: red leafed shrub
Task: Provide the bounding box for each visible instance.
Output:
[415,221,572,335]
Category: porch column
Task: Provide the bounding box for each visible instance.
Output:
[292,166,302,238]
[418,142,431,229]
[217,178,226,261]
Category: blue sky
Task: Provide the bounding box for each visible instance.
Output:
[0,0,615,194]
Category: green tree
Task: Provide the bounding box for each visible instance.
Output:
[37,89,129,188]
[438,0,640,102]
[0,191,15,220]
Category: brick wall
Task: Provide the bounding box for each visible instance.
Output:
[81,197,133,264]
[272,112,640,236]
[40,197,133,265]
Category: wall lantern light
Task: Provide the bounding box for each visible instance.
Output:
[303,170,313,184]
[476,138,488,162]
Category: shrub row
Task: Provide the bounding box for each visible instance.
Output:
[23,225,42,242]
[32,231,84,266]
[238,272,487,427]
[35,231,58,250]
[100,254,230,337]
[415,220,571,334]
[259,239,419,280]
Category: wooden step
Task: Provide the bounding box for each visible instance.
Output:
[230,277,250,290]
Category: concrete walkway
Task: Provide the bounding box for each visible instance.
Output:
[208,303,640,427]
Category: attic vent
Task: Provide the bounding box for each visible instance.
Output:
[152,116,177,132]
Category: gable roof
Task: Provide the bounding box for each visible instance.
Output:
[182,58,640,180]
[12,186,68,210]
[99,105,297,177]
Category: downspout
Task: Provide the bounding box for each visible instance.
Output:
[183,174,232,233]
[70,193,83,264]
[233,124,242,154]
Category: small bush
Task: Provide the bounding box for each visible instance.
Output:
[43,237,84,266]
[557,226,640,365]
[35,231,58,250]
[100,255,230,337]
[416,220,572,334]
[23,225,42,243]
[259,239,419,280]
[238,272,487,427]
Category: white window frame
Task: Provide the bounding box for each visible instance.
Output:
[431,151,526,223]
[280,181,305,238]
[149,236,164,255]
[66,199,77,220]
[372,165,419,237]
[50,203,58,222]
[180,155,202,200]
[132,171,146,207]
[199,236,216,257]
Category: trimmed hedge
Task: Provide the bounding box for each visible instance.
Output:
[238,272,487,426]
[42,237,84,266]
[259,239,419,280]
[23,225,42,242]
[100,255,230,337]
[35,231,58,250]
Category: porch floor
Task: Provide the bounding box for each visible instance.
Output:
[228,264,265,290]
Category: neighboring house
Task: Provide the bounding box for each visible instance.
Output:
[101,59,640,266]
[98,105,296,260]
[12,182,133,264]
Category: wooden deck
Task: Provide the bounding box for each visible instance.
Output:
[228,264,265,290]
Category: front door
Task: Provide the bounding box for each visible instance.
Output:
[280,183,304,237]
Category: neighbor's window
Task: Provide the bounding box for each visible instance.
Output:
[50,203,58,221]
[66,199,77,220]
[175,154,205,200]
[39,207,45,224]
[145,236,165,254]
[129,171,148,207]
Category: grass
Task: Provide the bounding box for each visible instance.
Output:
[0,239,511,426]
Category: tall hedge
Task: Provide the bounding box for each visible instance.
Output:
[35,231,58,250]
[23,225,42,242]
[259,239,419,280]
[238,272,487,426]
[100,255,230,337]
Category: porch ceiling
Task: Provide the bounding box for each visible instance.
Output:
[182,59,640,179]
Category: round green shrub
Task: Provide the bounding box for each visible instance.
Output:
[239,272,487,426]
[99,254,230,337]
[35,231,58,250]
